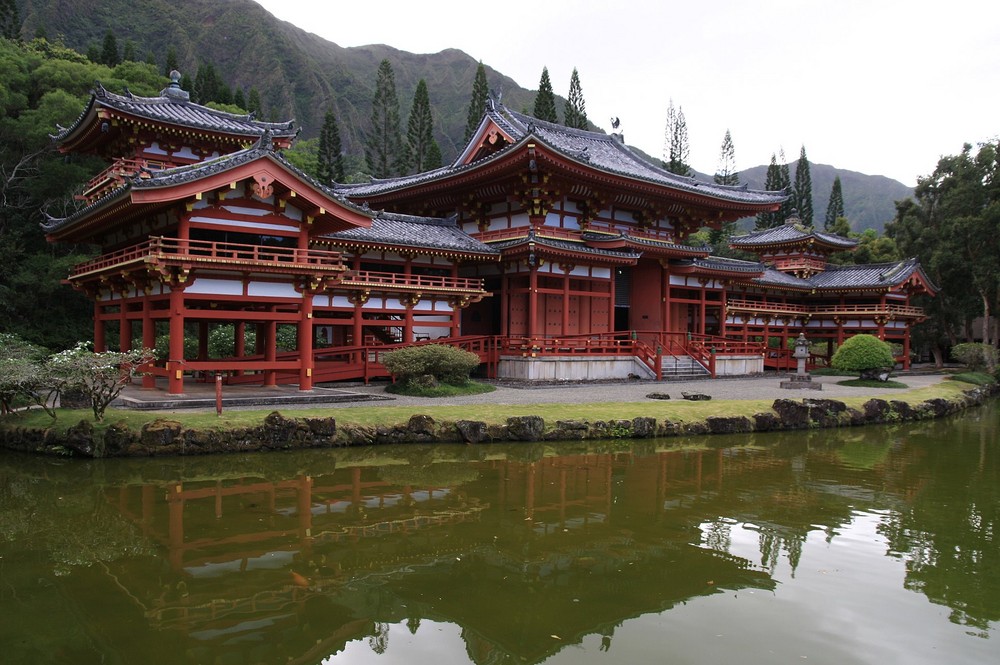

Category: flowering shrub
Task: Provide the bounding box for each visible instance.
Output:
[50,342,156,422]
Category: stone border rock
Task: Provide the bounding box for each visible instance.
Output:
[1,384,996,458]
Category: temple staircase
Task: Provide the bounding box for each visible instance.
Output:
[659,354,712,381]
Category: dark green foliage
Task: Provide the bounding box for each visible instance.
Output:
[564,67,587,129]
[1,0,20,40]
[85,42,99,63]
[794,145,814,226]
[756,154,784,229]
[825,175,845,230]
[100,30,119,67]
[405,79,439,174]
[831,334,896,379]
[950,343,998,372]
[365,59,405,178]
[464,61,488,142]
[886,142,1000,355]
[381,344,482,386]
[532,66,557,123]
[193,62,223,104]
[425,140,442,170]
[121,39,136,63]
[164,46,178,75]
[316,110,345,185]
[662,99,691,176]
[247,87,262,114]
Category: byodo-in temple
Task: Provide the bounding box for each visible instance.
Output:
[44,73,936,394]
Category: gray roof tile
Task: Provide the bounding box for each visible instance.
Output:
[320,212,499,256]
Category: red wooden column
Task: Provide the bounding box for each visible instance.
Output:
[607,268,616,333]
[298,292,314,391]
[264,314,277,387]
[528,258,539,339]
[500,266,509,337]
[142,296,156,389]
[167,286,186,395]
[699,283,707,335]
[719,283,728,338]
[94,302,106,352]
[450,263,461,338]
[561,266,571,335]
[233,322,245,377]
[119,297,131,352]
[403,257,414,343]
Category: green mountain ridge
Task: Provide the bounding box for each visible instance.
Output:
[18,0,912,230]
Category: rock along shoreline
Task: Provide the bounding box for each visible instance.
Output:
[1,382,997,458]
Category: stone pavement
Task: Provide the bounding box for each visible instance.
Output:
[118,371,949,413]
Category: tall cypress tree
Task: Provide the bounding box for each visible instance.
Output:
[317,110,345,185]
[365,59,405,178]
[778,148,795,221]
[793,145,814,226]
[164,47,179,76]
[405,79,439,174]
[464,61,489,142]
[247,87,262,115]
[713,129,739,186]
[564,67,588,129]
[825,175,845,230]
[756,153,784,229]
[100,30,120,67]
[532,67,558,123]
[233,87,247,112]
[121,39,136,63]
[662,99,691,176]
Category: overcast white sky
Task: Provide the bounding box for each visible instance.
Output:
[253,0,998,186]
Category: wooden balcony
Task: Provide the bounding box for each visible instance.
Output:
[771,256,827,273]
[726,298,925,319]
[76,158,168,204]
[341,270,486,294]
[68,236,347,281]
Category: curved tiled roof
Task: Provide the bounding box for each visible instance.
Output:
[582,231,711,257]
[690,256,766,275]
[490,231,642,262]
[319,211,499,257]
[42,139,368,234]
[336,104,787,208]
[492,106,786,205]
[52,80,297,144]
[730,222,857,249]
[750,258,936,292]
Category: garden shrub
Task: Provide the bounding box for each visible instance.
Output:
[831,334,895,380]
[381,344,481,385]
[950,342,997,372]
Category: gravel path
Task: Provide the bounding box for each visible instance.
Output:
[288,373,949,410]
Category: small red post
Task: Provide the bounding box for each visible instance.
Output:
[215,373,223,416]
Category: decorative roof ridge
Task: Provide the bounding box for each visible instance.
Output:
[40,180,132,233]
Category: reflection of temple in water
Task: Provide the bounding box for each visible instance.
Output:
[100,447,846,664]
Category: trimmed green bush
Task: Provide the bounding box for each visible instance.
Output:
[831,334,895,380]
[950,342,997,372]
[381,344,482,385]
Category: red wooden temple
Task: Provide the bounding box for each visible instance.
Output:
[45,74,935,393]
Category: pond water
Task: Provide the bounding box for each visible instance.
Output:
[1,404,997,665]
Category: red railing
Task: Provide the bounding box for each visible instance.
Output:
[726,298,925,319]
[68,236,348,280]
[771,257,827,272]
[342,271,486,292]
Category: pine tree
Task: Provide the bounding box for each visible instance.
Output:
[756,154,783,229]
[713,129,739,186]
[233,88,247,112]
[164,47,179,76]
[100,30,120,67]
[662,99,691,176]
[793,145,814,226]
[145,50,157,66]
[425,141,443,170]
[464,61,489,142]
[247,87,262,114]
[317,110,345,185]
[824,175,845,230]
[193,63,222,104]
[365,59,406,178]
[564,68,588,129]
[532,67,558,123]
[0,0,21,40]
[405,79,439,174]
[121,39,136,63]
[778,148,795,221]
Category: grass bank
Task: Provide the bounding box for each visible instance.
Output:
[1,378,975,436]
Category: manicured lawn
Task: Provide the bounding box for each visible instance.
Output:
[0,379,975,436]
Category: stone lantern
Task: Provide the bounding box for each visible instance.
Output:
[780,332,821,390]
